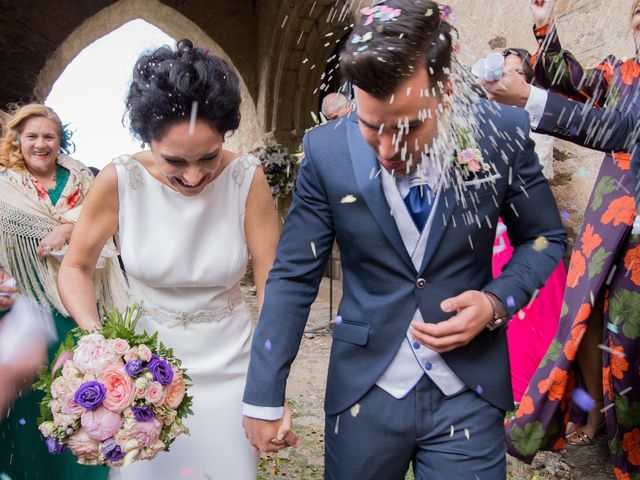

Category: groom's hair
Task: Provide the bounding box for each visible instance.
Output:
[340,0,453,99]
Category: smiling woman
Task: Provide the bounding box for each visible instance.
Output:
[56,38,286,479]
[0,103,127,480]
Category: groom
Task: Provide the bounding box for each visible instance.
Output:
[243,0,567,478]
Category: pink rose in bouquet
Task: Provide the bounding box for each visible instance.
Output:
[67,429,100,459]
[144,381,165,406]
[164,368,186,409]
[81,407,122,441]
[99,363,135,413]
[112,339,130,355]
[74,333,120,375]
[133,416,162,447]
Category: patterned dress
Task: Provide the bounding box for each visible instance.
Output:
[505,25,640,480]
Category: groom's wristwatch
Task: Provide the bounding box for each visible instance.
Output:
[482,291,508,331]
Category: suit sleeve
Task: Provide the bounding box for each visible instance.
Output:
[537,91,640,153]
[483,113,568,316]
[242,132,336,407]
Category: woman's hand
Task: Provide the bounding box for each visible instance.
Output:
[530,0,555,28]
[37,223,74,257]
[0,269,18,312]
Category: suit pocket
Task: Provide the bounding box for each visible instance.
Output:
[332,320,369,346]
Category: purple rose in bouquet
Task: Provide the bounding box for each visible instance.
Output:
[102,438,125,462]
[125,359,144,377]
[74,381,107,410]
[45,437,66,454]
[131,404,155,422]
[147,356,173,386]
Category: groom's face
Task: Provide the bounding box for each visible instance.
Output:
[355,66,443,177]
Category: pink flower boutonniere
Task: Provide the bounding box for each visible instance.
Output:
[453,128,487,176]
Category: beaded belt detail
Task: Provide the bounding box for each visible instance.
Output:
[139,290,244,328]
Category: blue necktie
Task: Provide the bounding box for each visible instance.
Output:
[404,183,433,231]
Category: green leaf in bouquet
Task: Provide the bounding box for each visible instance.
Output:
[176,393,194,419]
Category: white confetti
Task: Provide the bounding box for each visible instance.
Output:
[311,242,317,259]
[188,101,198,136]
[341,195,357,204]
[350,404,360,417]
[449,425,455,437]
[464,428,470,440]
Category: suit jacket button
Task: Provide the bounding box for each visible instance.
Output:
[416,278,427,288]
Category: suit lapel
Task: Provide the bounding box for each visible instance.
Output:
[419,182,457,274]
[347,118,415,272]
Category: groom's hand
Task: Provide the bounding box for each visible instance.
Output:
[410,290,493,353]
[243,405,300,453]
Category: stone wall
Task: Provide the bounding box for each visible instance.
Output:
[447,0,637,253]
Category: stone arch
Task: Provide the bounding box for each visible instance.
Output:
[262,0,355,149]
[33,0,263,153]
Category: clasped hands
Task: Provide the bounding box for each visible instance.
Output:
[410,290,495,353]
[243,404,301,453]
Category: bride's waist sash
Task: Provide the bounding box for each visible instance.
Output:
[138,286,244,328]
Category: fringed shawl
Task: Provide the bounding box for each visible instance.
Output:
[0,155,129,316]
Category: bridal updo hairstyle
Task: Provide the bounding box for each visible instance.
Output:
[126,39,241,143]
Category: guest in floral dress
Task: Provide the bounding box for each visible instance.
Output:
[500,1,640,478]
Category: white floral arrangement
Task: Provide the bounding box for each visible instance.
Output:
[256,143,301,198]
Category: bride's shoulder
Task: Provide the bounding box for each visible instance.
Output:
[230,152,261,186]
[111,153,146,190]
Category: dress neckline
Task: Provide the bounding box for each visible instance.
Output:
[128,153,247,198]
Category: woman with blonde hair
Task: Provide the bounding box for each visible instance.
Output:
[0,103,127,479]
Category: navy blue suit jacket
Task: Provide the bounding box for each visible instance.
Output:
[243,100,567,415]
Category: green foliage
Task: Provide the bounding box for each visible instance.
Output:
[592,176,616,211]
[588,247,611,280]
[608,289,640,339]
[539,339,562,368]
[509,421,546,456]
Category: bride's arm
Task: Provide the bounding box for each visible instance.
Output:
[245,167,279,310]
[58,164,120,330]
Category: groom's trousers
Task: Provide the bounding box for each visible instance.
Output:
[324,375,506,480]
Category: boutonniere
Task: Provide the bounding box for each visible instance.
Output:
[453,127,487,176]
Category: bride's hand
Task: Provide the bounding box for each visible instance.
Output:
[271,404,301,449]
[529,0,555,28]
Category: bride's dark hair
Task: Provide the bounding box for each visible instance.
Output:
[126,39,241,143]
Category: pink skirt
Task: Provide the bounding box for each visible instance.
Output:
[492,222,567,402]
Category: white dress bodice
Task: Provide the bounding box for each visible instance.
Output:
[115,154,259,313]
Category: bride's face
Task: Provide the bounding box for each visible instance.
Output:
[150,120,225,197]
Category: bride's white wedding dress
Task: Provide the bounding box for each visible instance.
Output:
[109,154,260,479]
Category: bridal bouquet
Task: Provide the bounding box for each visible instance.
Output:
[34,306,193,466]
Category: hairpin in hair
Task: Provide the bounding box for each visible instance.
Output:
[360,4,401,26]
[439,4,453,23]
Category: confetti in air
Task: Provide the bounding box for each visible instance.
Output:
[334,315,343,325]
[334,414,340,434]
[449,425,455,437]
[311,242,317,259]
[350,404,361,417]
[264,339,272,352]
[532,236,549,252]
[464,428,470,440]
[475,385,483,395]
[188,101,198,136]
[607,322,619,334]
[341,195,357,204]
[597,344,625,357]
[506,295,515,308]
[572,387,596,412]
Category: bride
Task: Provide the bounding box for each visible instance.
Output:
[58,39,297,479]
